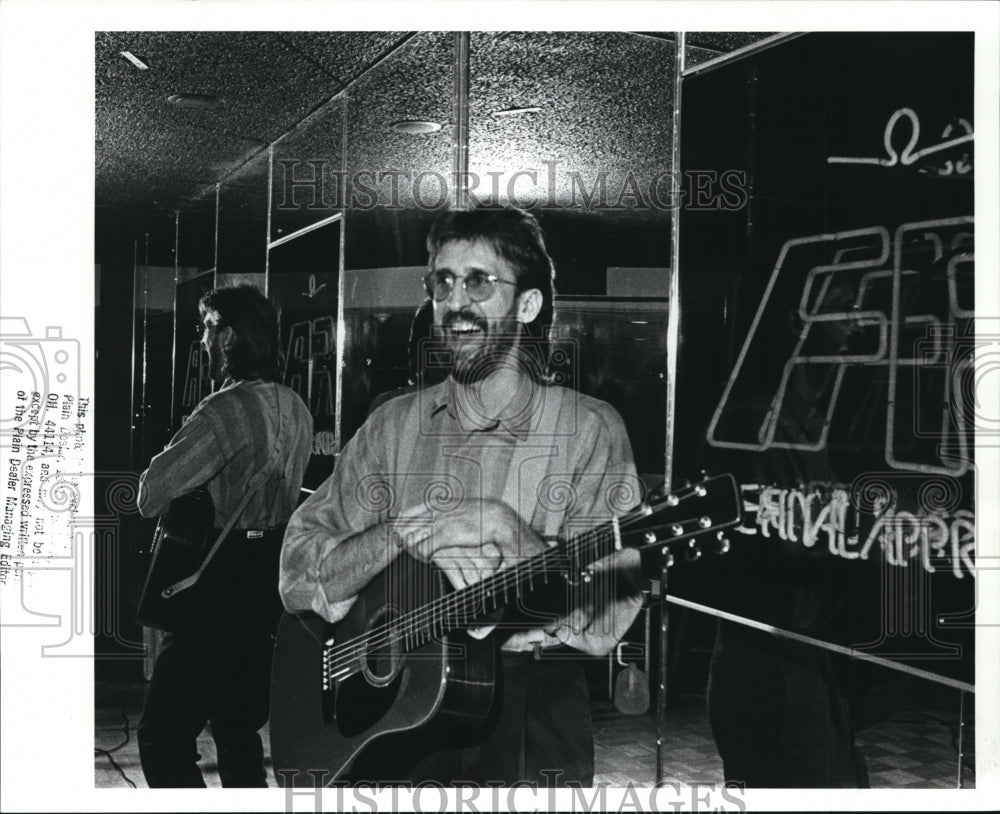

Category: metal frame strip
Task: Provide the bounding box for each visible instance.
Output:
[682,33,806,78]
[666,594,975,694]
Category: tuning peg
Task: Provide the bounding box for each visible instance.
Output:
[713,533,731,555]
[669,524,684,537]
[660,548,675,567]
[697,516,712,529]
[644,531,657,544]
[694,484,707,497]
[698,469,709,481]
[665,494,680,507]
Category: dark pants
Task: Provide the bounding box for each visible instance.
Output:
[138,627,275,787]
[138,532,284,787]
[707,623,868,788]
[454,650,595,786]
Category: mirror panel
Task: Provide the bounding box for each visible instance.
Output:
[468,32,676,475]
[339,32,455,441]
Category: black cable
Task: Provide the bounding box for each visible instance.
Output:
[94,745,137,789]
[94,680,138,788]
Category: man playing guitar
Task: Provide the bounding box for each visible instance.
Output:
[279,206,642,786]
[137,285,312,786]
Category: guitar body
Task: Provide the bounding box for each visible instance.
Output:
[136,488,215,631]
[269,473,743,786]
[270,553,496,787]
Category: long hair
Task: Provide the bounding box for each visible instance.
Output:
[426,205,556,379]
[199,285,281,381]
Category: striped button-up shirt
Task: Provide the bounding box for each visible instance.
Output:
[280,378,642,656]
[138,379,313,529]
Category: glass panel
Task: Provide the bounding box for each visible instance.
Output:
[676,32,975,681]
[340,32,455,442]
[684,32,780,71]
[217,150,269,276]
[468,32,675,476]
[132,217,178,462]
[178,195,217,273]
[268,222,342,488]
[270,98,345,242]
[550,297,669,474]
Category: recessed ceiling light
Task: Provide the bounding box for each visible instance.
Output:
[120,51,149,70]
[167,93,222,109]
[493,106,542,117]
[390,120,442,134]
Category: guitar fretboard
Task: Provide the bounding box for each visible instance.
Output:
[324,519,620,683]
[321,475,736,684]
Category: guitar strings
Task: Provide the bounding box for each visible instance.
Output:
[324,488,723,676]
[324,487,727,676]
[325,523,613,675]
[324,512,712,677]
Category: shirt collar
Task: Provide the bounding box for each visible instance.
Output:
[427,377,535,440]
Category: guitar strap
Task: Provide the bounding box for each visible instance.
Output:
[160,383,289,600]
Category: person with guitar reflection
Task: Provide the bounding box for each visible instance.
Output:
[278,206,643,787]
[136,285,312,787]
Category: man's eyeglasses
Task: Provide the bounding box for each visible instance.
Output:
[423,270,518,303]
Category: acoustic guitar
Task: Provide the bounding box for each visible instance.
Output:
[136,488,215,632]
[270,473,741,787]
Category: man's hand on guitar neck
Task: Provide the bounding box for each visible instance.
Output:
[391,499,548,640]
[397,498,547,590]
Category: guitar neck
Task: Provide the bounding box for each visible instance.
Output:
[327,473,739,678]
[397,519,620,653]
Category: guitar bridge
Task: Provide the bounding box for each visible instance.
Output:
[321,638,337,690]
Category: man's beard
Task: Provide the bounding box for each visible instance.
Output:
[207,348,226,387]
[439,309,524,385]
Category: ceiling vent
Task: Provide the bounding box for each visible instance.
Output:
[390,119,442,134]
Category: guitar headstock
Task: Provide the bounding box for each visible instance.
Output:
[620,473,742,564]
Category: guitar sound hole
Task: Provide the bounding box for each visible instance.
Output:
[334,606,405,737]
[360,606,402,687]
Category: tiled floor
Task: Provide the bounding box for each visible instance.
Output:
[592,701,724,786]
[95,680,973,790]
[857,712,972,789]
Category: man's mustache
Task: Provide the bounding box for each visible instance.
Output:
[440,310,489,333]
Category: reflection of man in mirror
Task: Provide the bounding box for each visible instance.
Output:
[279,206,642,785]
[137,285,313,787]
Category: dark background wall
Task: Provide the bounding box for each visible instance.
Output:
[675,32,975,686]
